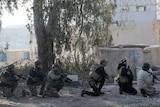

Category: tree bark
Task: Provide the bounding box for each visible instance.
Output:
[33,0,53,72]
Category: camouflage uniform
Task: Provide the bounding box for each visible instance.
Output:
[0,65,18,97]
[44,65,64,97]
[81,59,108,97]
[27,66,46,96]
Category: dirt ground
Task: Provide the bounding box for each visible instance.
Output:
[1,83,160,107]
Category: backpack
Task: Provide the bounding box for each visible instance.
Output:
[89,64,102,81]
[90,64,101,72]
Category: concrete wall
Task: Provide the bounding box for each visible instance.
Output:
[98,46,160,78]
[143,45,160,65]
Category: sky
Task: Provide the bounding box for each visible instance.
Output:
[0,6,30,50]
[1,7,28,28]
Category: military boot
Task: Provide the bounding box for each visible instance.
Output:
[39,90,44,95]
[119,87,123,94]
[140,89,147,97]
[81,90,86,97]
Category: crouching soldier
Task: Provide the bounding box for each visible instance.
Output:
[27,60,46,96]
[43,64,65,97]
[81,59,109,97]
[137,62,160,97]
[0,64,18,97]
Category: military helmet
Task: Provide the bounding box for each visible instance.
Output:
[52,64,59,68]
[100,59,108,64]
[142,62,150,70]
[119,58,127,64]
[34,60,42,66]
[8,64,15,69]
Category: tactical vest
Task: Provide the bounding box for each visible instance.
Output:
[115,67,129,83]
[0,71,16,85]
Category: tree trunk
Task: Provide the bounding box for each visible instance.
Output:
[33,0,53,72]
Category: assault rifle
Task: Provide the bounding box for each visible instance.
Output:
[151,66,160,83]
[16,74,26,80]
[145,70,160,83]
[0,61,18,70]
[60,74,72,82]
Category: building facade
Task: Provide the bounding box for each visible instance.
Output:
[109,0,160,45]
[0,49,30,66]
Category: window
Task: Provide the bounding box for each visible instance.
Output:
[23,52,30,60]
[0,53,7,62]
[136,6,146,12]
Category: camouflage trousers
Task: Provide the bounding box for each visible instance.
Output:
[43,87,59,97]
[47,80,64,91]
[1,82,18,97]
[144,86,160,96]
[44,81,64,97]
[27,81,45,96]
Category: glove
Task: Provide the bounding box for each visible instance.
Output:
[15,76,19,81]
[105,74,109,79]
[15,78,19,82]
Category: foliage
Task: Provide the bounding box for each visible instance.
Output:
[0,0,18,15]
[44,0,116,72]
[45,0,116,52]
[0,0,17,28]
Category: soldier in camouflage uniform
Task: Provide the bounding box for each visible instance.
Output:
[43,64,64,97]
[0,64,18,97]
[27,60,46,96]
[81,59,109,97]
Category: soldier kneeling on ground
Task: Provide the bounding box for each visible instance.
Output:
[0,64,18,97]
[115,58,137,95]
[27,60,46,96]
[43,64,65,97]
[81,59,109,97]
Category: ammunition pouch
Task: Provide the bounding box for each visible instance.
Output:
[89,71,102,82]
[115,66,129,83]
[0,76,17,86]
[32,77,41,83]
[115,75,128,83]
[88,78,97,87]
